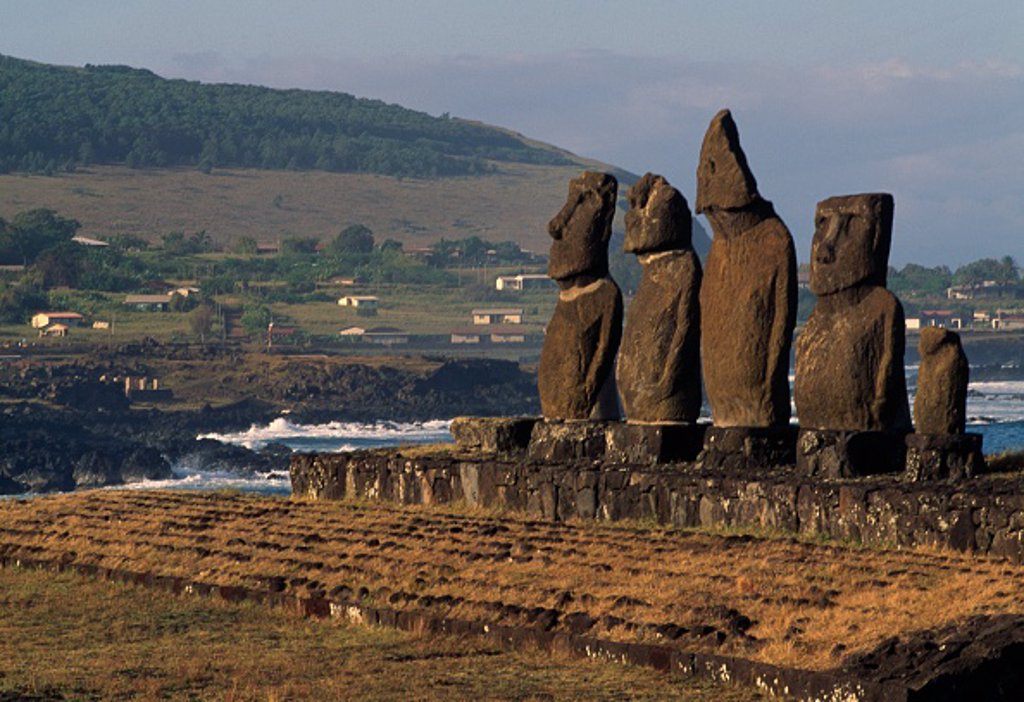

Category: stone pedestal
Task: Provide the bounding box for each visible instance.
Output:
[449,416,538,455]
[604,423,706,464]
[905,433,985,482]
[699,426,796,471]
[796,429,906,478]
[527,420,608,463]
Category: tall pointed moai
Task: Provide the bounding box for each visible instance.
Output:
[905,327,984,480]
[617,173,702,423]
[696,109,797,468]
[537,171,623,421]
[794,193,912,476]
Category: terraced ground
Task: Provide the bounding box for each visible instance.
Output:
[2,490,1023,678]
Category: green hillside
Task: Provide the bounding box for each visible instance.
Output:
[0,54,573,177]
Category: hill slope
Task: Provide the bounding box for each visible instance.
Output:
[0,54,572,177]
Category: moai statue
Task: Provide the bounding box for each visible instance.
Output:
[794,193,912,476]
[905,327,984,480]
[536,171,623,423]
[696,109,797,468]
[617,173,702,423]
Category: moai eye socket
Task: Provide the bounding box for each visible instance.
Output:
[707,159,716,175]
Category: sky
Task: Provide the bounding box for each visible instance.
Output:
[2,0,1022,266]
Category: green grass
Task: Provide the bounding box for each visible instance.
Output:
[0,566,759,701]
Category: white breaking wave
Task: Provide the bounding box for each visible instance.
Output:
[105,464,292,496]
[198,417,452,450]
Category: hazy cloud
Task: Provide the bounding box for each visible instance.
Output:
[159,51,1024,266]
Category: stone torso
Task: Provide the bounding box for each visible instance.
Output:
[794,286,911,432]
[538,278,623,420]
[617,250,702,423]
[699,217,796,427]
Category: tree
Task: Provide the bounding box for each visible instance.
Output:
[280,236,319,255]
[189,304,215,344]
[953,257,1020,286]
[240,304,272,334]
[329,224,375,255]
[379,238,403,253]
[0,208,80,264]
[231,236,259,255]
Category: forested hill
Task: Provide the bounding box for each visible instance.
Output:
[0,54,576,178]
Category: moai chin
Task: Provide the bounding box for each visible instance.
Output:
[905,327,983,480]
[537,171,623,421]
[697,109,797,430]
[616,173,702,424]
[794,193,911,477]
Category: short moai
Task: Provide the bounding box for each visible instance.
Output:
[609,173,705,462]
[696,109,797,468]
[794,193,912,477]
[905,327,984,480]
[536,171,623,425]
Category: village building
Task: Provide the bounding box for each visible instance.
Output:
[168,286,200,298]
[338,326,367,338]
[338,295,379,309]
[992,311,1024,330]
[450,328,482,344]
[947,281,1024,301]
[488,325,527,343]
[362,327,408,346]
[123,294,171,311]
[906,310,964,331]
[494,273,554,291]
[472,307,524,325]
[71,234,110,247]
[31,311,84,329]
[40,323,69,337]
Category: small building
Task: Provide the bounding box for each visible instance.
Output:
[124,294,171,311]
[472,308,524,325]
[338,326,367,338]
[256,243,280,255]
[71,234,110,248]
[329,277,356,286]
[362,326,408,346]
[920,310,963,329]
[947,281,1024,301]
[450,328,482,344]
[495,273,554,291]
[992,312,1024,330]
[338,295,379,309]
[40,323,69,337]
[92,320,111,330]
[168,286,200,298]
[31,311,84,329]
[488,325,527,343]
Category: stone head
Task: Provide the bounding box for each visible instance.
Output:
[810,193,894,295]
[624,173,692,254]
[695,109,760,214]
[547,171,618,281]
[919,326,961,359]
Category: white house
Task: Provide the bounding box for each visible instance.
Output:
[495,273,553,291]
[31,311,84,329]
[472,308,524,325]
[450,328,482,344]
[124,294,171,311]
[338,295,379,309]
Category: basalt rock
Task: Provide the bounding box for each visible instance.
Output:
[915,327,969,435]
[696,109,797,428]
[538,172,623,420]
[617,173,701,423]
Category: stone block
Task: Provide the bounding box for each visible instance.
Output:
[905,432,985,481]
[796,429,905,478]
[699,426,796,471]
[449,416,538,455]
[604,422,706,464]
[527,420,607,462]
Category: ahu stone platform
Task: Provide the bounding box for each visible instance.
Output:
[290,441,1024,563]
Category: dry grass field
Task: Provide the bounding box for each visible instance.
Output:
[2,490,1023,675]
[0,163,603,253]
[0,567,755,701]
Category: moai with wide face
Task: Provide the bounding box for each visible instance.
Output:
[696,109,797,468]
[794,193,912,476]
[905,327,984,480]
[617,173,702,424]
[536,171,623,422]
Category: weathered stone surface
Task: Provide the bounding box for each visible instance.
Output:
[546,171,618,282]
[906,432,985,481]
[797,429,907,478]
[538,172,623,420]
[809,193,893,295]
[618,173,702,423]
[538,278,623,420]
[527,420,608,463]
[604,422,706,464]
[915,327,969,435]
[449,416,537,454]
[795,192,910,436]
[699,426,796,471]
[696,110,797,428]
